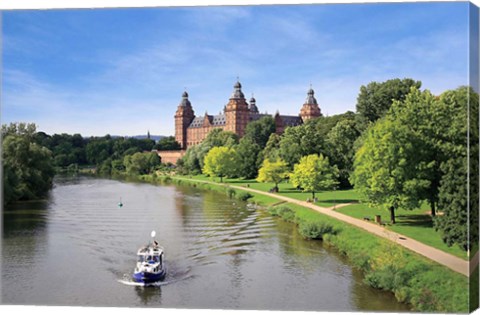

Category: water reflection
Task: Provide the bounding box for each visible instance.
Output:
[135,286,162,305]
[3,199,50,237]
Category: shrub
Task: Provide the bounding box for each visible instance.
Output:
[277,206,296,222]
[227,188,236,199]
[268,205,296,222]
[237,191,253,201]
[268,206,278,216]
[298,221,335,239]
[162,175,172,184]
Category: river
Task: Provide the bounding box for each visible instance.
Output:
[1,176,408,311]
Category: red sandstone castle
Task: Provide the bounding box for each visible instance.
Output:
[174,81,322,149]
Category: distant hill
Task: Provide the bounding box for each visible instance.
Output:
[131,135,166,142]
[108,135,166,142]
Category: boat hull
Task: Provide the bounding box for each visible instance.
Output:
[133,269,166,283]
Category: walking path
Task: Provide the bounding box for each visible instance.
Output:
[177,176,475,276]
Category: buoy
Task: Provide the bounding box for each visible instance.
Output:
[118,197,123,207]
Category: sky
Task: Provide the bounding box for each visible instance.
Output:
[1,1,474,137]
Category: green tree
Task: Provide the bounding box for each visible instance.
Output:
[123,152,160,175]
[233,116,277,177]
[85,137,112,165]
[433,87,478,250]
[99,158,113,175]
[111,159,126,173]
[351,118,423,223]
[138,138,155,151]
[277,112,356,168]
[325,118,360,188]
[178,129,239,174]
[202,146,238,182]
[33,131,53,149]
[146,151,161,173]
[1,122,37,139]
[203,128,239,148]
[385,88,446,217]
[290,154,338,200]
[2,125,55,205]
[154,136,181,151]
[384,86,476,237]
[235,137,262,179]
[256,158,289,190]
[243,116,276,148]
[356,78,421,131]
[316,111,357,138]
[180,145,202,174]
[262,133,282,162]
[278,119,323,167]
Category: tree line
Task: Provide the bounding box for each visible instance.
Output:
[2,125,180,205]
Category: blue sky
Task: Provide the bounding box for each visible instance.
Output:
[2,2,472,137]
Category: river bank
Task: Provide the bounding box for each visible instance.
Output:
[138,173,471,312]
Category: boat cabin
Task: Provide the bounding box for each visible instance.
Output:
[136,245,164,267]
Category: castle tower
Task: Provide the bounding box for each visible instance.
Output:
[249,95,259,114]
[225,81,250,137]
[299,87,322,121]
[174,91,195,149]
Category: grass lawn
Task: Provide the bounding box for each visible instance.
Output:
[337,203,468,259]
[174,173,468,260]
[179,174,360,207]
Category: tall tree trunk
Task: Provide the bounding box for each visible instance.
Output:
[430,200,436,217]
[220,176,223,183]
[312,191,316,200]
[389,206,396,224]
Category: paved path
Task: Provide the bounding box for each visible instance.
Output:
[177,177,475,276]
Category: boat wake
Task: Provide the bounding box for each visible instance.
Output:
[118,267,193,287]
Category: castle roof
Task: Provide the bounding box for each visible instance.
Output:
[179,91,192,108]
[249,95,259,113]
[304,88,318,105]
[188,111,301,129]
[249,113,269,121]
[189,114,226,128]
[278,115,303,127]
[231,80,245,99]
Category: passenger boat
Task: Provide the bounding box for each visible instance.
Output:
[132,231,166,283]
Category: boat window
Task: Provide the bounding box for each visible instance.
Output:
[137,255,145,262]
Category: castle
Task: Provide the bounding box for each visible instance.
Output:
[174,80,322,149]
